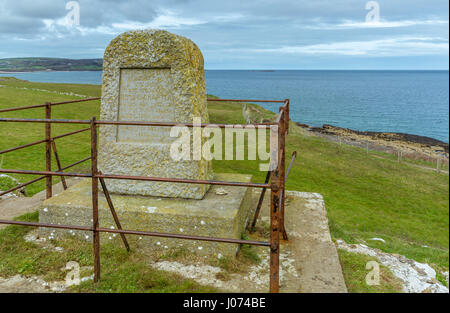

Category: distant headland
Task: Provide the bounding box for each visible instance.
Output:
[0,57,102,72]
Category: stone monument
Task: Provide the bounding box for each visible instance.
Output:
[39,30,254,258]
[98,30,212,199]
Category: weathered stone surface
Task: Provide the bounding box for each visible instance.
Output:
[38,173,254,258]
[99,29,212,199]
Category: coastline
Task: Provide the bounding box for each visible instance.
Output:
[296,122,449,161]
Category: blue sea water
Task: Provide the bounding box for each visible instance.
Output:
[1,70,448,142]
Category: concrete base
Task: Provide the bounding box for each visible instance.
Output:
[38,173,253,258]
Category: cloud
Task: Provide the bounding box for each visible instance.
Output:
[0,0,448,68]
[250,37,449,56]
[112,10,207,30]
[307,18,449,30]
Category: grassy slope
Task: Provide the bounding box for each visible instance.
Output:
[1,77,448,290]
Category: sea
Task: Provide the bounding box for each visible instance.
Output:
[1,70,448,143]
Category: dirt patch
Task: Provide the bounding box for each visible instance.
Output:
[150,249,299,292]
[0,275,66,293]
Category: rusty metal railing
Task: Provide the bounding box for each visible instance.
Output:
[0,96,289,293]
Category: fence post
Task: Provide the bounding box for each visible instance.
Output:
[269,122,281,293]
[45,102,52,199]
[284,99,289,134]
[90,117,100,282]
[437,157,441,173]
[279,112,288,241]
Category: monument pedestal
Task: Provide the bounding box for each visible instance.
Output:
[39,173,254,258]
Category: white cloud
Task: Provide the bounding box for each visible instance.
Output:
[307,19,449,30]
[37,10,244,37]
[112,10,206,30]
[250,37,449,56]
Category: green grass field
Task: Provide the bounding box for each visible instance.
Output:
[1,77,448,292]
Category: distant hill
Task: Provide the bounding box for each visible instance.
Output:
[0,58,102,72]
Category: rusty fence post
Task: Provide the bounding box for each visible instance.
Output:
[269,122,281,293]
[45,102,52,199]
[279,111,288,241]
[90,117,100,282]
[284,99,289,134]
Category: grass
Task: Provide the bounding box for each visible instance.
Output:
[0,212,218,293]
[370,149,449,172]
[0,77,449,292]
[0,77,100,195]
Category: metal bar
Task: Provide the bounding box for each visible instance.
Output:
[97,174,270,188]
[0,97,100,113]
[249,170,271,232]
[0,169,91,178]
[275,109,284,124]
[0,118,276,128]
[0,139,47,155]
[96,228,270,246]
[0,220,92,231]
[0,118,91,124]
[51,140,67,190]
[45,103,52,199]
[90,117,100,283]
[0,103,47,113]
[0,219,270,247]
[0,128,90,155]
[46,97,100,106]
[0,175,44,197]
[1,97,283,113]
[95,120,275,128]
[98,173,130,252]
[0,157,91,197]
[206,98,285,103]
[269,124,281,293]
[60,156,91,171]
[0,169,270,188]
[285,151,297,184]
[51,127,90,140]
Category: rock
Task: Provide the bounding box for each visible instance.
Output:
[215,188,228,195]
[369,237,386,243]
[336,240,449,293]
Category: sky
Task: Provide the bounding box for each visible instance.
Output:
[0,0,448,69]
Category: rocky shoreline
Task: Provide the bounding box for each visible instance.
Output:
[296,123,449,161]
